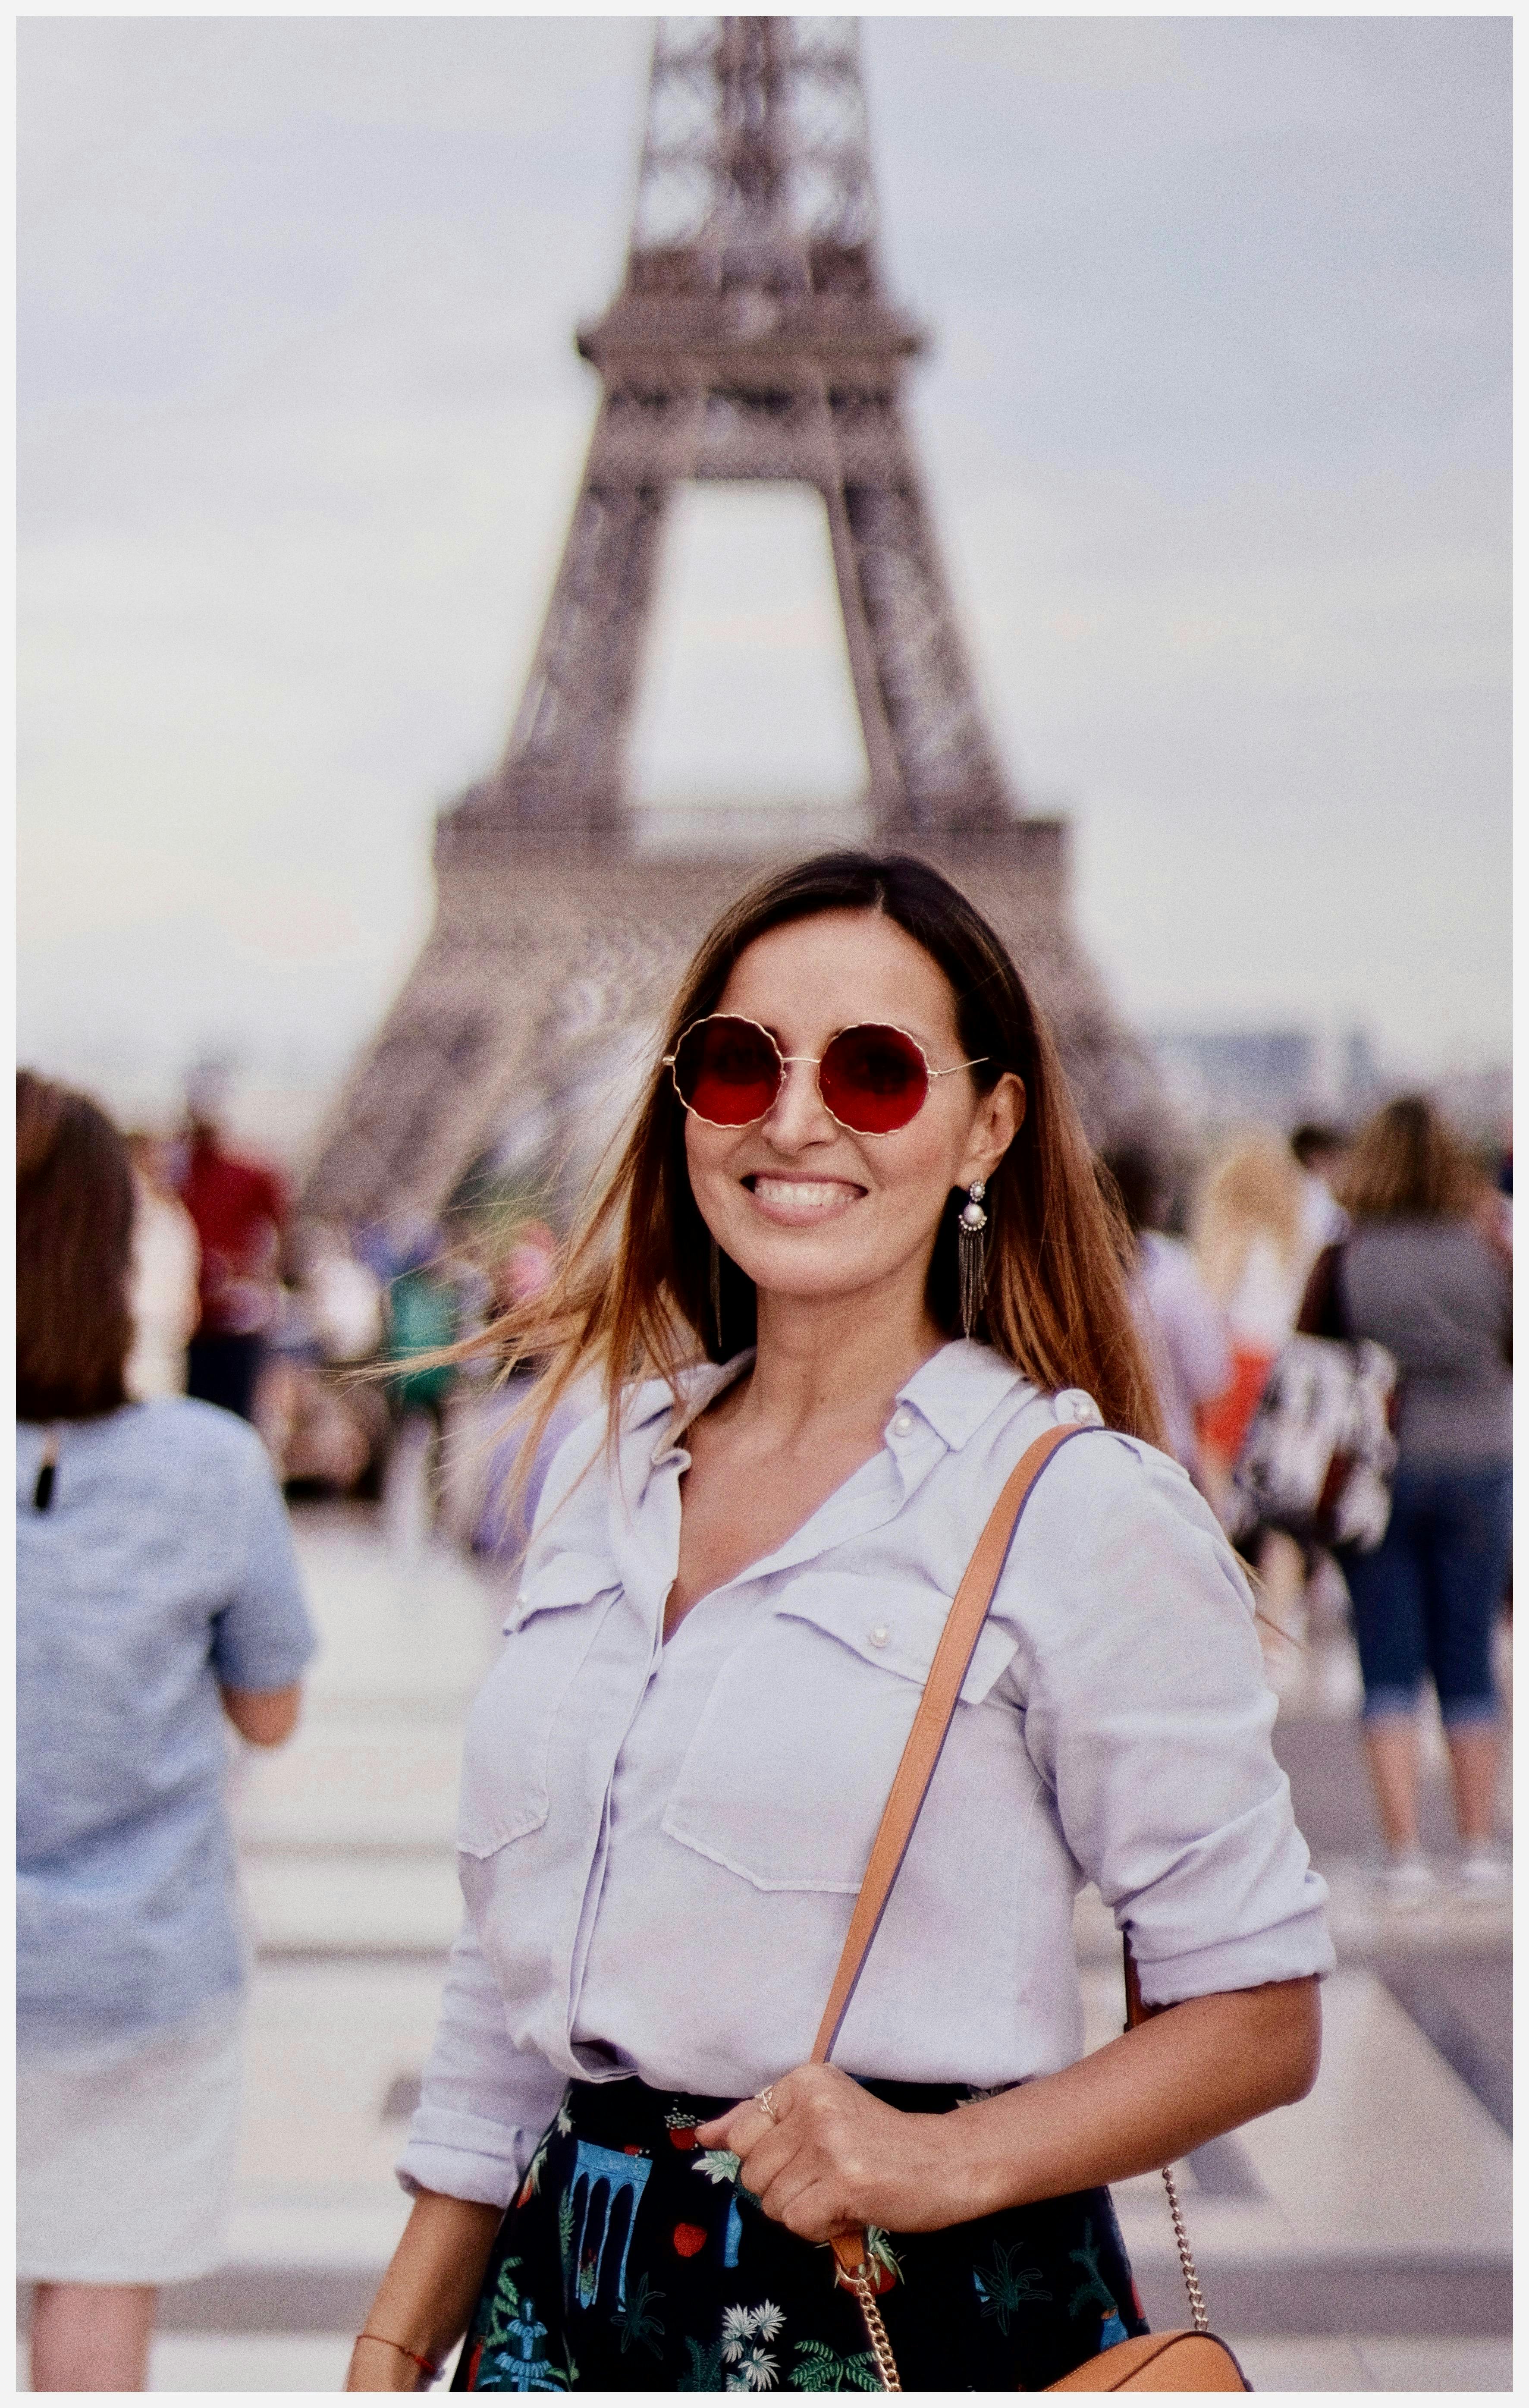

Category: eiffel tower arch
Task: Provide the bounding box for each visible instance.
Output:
[302,17,1164,1230]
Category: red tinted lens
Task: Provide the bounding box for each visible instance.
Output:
[818,1024,929,1134]
[672,1017,782,1125]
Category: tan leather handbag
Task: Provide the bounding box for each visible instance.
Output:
[813,1424,1252,2392]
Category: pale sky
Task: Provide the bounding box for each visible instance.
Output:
[18,15,1510,1138]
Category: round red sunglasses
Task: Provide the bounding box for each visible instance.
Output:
[662,1015,987,1137]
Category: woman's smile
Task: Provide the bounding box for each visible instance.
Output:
[742,1172,868,1225]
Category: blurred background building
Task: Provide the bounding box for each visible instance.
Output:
[298,16,1164,1243]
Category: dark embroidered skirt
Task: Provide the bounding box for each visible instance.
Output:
[453,2076,1147,2392]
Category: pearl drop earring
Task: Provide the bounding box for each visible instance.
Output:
[957,1179,988,1339]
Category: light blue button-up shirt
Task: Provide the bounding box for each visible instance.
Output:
[399,1341,1333,2208]
[17,1399,317,2046]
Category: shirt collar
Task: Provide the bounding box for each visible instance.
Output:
[637,1352,757,1467]
[620,1341,1028,1596]
[895,1339,1034,1452]
[630,1338,1030,1463]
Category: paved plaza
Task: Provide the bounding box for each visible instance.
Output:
[20,1499,1511,2390]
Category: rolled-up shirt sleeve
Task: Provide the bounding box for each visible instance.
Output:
[1006,1434,1335,2007]
[396,1915,569,2208]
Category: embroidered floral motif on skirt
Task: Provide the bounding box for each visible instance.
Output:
[453,2078,1147,2393]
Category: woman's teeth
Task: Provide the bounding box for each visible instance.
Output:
[747,1176,864,1217]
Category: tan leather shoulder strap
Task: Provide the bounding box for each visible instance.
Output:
[810,1421,1092,2065]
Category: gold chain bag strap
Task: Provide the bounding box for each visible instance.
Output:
[809,1425,1250,2393]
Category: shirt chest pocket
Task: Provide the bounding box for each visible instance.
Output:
[458,1554,620,1858]
[659,1576,1020,1892]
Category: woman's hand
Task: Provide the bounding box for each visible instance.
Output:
[694,2063,975,2242]
[696,1978,1321,2243]
[344,2191,503,2391]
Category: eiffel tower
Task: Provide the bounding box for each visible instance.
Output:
[303,17,1162,1229]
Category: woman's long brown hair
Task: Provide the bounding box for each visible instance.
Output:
[474,851,1165,1491]
[1339,1094,1484,1223]
[17,1070,136,1422]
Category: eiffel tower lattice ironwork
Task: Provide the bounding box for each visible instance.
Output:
[451,13,1010,845]
[303,18,1163,1230]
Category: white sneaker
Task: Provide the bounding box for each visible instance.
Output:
[1455,1849,1512,1900]
[1377,1851,1438,1908]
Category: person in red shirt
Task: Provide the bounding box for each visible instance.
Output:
[176,1084,286,1424]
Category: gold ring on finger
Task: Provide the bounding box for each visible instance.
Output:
[755,2084,779,2122]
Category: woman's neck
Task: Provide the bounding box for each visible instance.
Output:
[727,1279,947,1451]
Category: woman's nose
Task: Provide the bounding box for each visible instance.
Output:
[760,1056,835,1147]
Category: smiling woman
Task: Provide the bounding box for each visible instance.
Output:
[348,852,1331,2395]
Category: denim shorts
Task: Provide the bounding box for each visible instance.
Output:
[1343,1461,1511,1724]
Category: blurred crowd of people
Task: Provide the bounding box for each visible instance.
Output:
[1108,1114,1508,1501]
[15,1067,566,2387]
[118,1069,566,1550]
[88,1066,1526,1676]
[1107,1103,1511,1905]
[96,1070,1526,1873]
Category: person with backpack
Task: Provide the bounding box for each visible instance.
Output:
[1300,1095,1511,1905]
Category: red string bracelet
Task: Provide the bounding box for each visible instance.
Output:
[356,2333,440,2384]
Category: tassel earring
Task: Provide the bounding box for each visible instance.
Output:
[710,1235,724,1352]
[957,1180,988,1340]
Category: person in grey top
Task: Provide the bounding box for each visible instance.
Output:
[1301,1094,1511,1904]
[17,1073,317,2390]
